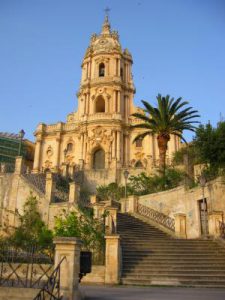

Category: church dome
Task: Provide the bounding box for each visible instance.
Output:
[84,16,122,58]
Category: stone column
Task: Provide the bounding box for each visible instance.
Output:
[54,134,61,172]
[33,137,42,173]
[111,131,116,159]
[105,235,121,284]
[118,59,121,77]
[105,207,118,234]
[45,172,55,203]
[14,156,25,175]
[90,195,97,204]
[54,237,82,300]
[69,182,80,205]
[174,213,187,239]
[127,195,138,213]
[117,91,121,113]
[120,198,126,213]
[116,131,121,163]
[208,211,223,237]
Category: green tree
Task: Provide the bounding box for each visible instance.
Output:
[132,94,199,173]
[8,193,53,249]
[193,121,225,178]
[128,168,184,196]
[96,182,124,201]
[54,209,105,264]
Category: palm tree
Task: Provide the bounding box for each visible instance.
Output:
[132,94,200,172]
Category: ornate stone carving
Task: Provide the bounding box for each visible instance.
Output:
[44,160,52,169]
[46,146,53,158]
[88,126,112,146]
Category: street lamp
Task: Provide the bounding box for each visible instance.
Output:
[199,174,207,238]
[123,169,129,209]
[18,129,25,156]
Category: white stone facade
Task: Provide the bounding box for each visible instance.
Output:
[33,17,180,189]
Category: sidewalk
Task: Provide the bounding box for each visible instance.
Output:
[80,285,225,300]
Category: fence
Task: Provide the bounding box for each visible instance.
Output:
[0,245,54,288]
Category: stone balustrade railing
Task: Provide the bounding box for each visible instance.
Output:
[137,203,175,232]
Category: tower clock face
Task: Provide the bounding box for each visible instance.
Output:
[99,39,107,45]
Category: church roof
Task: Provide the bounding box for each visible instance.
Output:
[84,15,128,58]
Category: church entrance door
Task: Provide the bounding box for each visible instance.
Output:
[93,148,105,170]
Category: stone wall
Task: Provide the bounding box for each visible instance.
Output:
[0,172,78,233]
[138,177,225,238]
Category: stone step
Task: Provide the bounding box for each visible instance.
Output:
[122,269,225,275]
[123,259,225,270]
[118,212,225,287]
[122,253,225,258]
[121,277,225,287]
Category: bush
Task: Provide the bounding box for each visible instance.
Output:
[54,208,105,264]
[7,193,53,249]
[96,182,124,201]
[127,168,185,196]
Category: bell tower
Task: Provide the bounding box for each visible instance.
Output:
[77,15,135,120]
[73,15,135,170]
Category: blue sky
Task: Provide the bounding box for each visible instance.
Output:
[0,0,225,141]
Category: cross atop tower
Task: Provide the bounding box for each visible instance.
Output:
[104,7,110,18]
[102,7,111,34]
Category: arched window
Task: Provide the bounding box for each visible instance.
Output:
[120,68,123,79]
[67,143,73,152]
[135,160,143,168]
[95,96,105,113]
[93,148,105,169]
[135,138,143,147]
[99,63,105,77]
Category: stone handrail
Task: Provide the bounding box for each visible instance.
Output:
[137,203,175,232]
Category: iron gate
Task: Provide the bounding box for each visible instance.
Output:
[0,245,54,288]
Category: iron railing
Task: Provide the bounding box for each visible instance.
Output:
[137,203,175,232]
[0,245,54,288]
[33,256,65,300]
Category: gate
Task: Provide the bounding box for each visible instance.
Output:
[0,245,54,288]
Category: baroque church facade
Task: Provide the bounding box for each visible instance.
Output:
[33,17,180,189]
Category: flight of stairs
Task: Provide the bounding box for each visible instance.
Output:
[117,213,225,287]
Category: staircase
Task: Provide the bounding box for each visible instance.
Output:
[117,213,225,287]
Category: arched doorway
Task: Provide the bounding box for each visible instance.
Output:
[135,160,143,168]
[93,148,105,169]
[95,96,105,113]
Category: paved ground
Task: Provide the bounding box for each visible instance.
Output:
[80,285,225,300]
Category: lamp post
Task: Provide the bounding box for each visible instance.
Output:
[123,169,129,211]
[199,174,207,238]
[18,129,25,156]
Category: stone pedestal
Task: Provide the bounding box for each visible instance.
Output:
[54,237,82,300]
[14,156,25,175]
[45,172,55,203]
[175,213,187,239]
[105,207,118,234]
[69,182,80,204]
[90,195,97,204]
[127,195,138,213]
[208,211,223,237]
[105,235,120,284]
[120,198,126,213]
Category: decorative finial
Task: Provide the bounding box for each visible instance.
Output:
[104,7,110,20]
[102,7,111,34]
